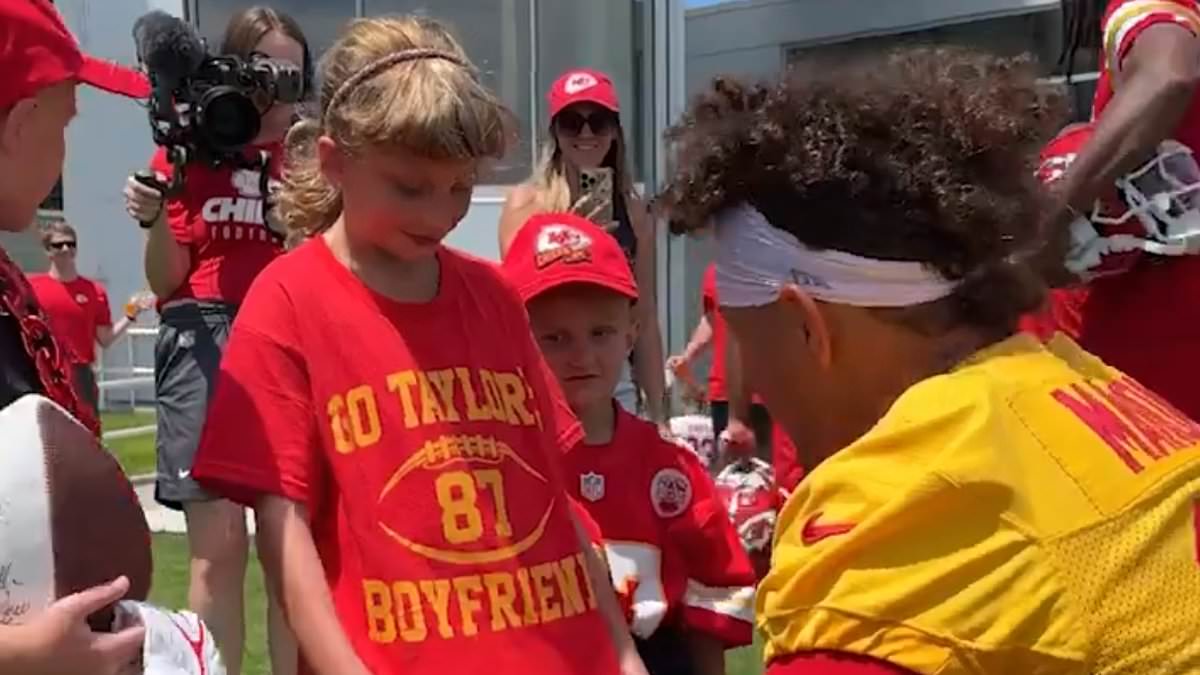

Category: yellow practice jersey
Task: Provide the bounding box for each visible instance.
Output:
[758,334,1200,675]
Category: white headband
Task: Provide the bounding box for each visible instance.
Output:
[713,204,958,308]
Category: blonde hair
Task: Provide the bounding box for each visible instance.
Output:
[528,111,636,219]
[40,221,77,247]
[277,16,510,236]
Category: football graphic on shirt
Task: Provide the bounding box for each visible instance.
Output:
[376,433,556,565]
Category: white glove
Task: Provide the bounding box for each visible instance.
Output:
[112,601,227,675]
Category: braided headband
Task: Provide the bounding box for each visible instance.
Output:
[323,48,469,125]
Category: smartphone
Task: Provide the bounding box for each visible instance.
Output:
[576,167,615,229]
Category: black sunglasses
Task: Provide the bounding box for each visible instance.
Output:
[48,240,77,251]
[555,109,618,136]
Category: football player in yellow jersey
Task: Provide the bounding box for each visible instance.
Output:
[658,46,1200,675]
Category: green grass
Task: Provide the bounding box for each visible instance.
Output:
[101,410,157,477]
[151,533,270,675]
[150,530,764,675]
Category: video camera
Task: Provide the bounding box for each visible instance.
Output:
[132,11,304,195]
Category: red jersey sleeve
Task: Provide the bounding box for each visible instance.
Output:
[768,651,918,675]
[1103,0,1200,72]
[92,282,112,328]
[701,263,717,315]
[663,444,756,646]
[192,268,322,508]
[149,148,194,245]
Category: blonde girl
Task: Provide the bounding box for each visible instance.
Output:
[191,17,645,675]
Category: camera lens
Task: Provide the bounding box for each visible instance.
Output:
[196,86,261,151]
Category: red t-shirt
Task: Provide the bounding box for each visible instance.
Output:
[27,275,111,364]
[1083,0,1200,419]
[701,264,763,405]
[564,406,756,647]
[150,145,283,305]
[192,238,619,675]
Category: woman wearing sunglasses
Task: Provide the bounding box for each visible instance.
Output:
[499,69,667,426]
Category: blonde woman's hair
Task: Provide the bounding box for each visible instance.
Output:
[277,16,510,236]
[528,112,636,220]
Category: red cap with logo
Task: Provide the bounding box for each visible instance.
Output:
[502,212,638,303]
[1,0,151,109]
[548,69,619,118]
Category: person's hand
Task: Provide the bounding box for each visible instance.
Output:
[11,577,146,675]
[124,291,156,320]
[720,417,757,460]
[123,172,167,225]
[665,354,689,374]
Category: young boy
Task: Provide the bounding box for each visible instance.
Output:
[503,213,756,675]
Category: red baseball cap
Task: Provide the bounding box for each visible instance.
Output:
[502,212,638,303]
[1,0,151,109]
[548,69,619,119]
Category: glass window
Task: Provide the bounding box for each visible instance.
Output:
[193,0,356,60]
[39,176,63,212]
[536,0,645,181]
[786,9,1099,77]
[364,0,535,184]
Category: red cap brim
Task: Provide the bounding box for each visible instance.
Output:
[77,55,151,99]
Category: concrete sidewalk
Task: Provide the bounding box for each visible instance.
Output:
[134,476,255,535]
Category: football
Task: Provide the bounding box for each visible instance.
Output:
[0,395,152,630]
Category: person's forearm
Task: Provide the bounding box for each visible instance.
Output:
[143,214,188,300]
[572,517,647,675]
[725,334,752,420]
[687,632,726,675]
[0,626,35,673]
[680,316,713,363]
[635,308,667,423]
[256,499,369,675]
[1061,59,1196,211]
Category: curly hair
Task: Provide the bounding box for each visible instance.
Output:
[659,46,1071,336]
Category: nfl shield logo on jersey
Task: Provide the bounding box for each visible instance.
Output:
[580,472,605,502]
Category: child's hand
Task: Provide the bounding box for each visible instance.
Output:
[12,577,146,675]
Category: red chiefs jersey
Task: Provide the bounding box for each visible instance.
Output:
[150,145,283,305]
[701,264,768,405]
[27,275,110,364]
[192,238,618,675]
[1083,0,1200,419]
[564,406,756,647]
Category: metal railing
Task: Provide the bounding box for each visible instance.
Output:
[97,325,157,412]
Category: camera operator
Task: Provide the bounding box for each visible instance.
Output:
[122,8,309,675]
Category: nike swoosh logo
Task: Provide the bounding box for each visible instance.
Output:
[800,511,855,546]
[178,469,191,480]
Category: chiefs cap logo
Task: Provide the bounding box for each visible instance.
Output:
[535,224,593,269]
[563,71,599,95]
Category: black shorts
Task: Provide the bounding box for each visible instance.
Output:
[72,363,98,419]
[153,301,235,511]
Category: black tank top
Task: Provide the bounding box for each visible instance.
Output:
[611,189,637,269]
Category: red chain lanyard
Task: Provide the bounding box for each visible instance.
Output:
[0,247,100,437]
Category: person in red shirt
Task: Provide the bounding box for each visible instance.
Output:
[189,16,644,675]
[503,212,756,675]
[0,0,151,672]
[28,222,153,419]
[1051,0,1200,420]
[122,9,310,675]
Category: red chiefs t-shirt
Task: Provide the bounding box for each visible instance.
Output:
[1084,0,1200,419]
[192,237,618,675]
[701,264,763,405]
[564,405,755,647]
[27,275,111,364]
[150,145,283,305]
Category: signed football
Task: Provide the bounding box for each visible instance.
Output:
[0,395,152,629]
